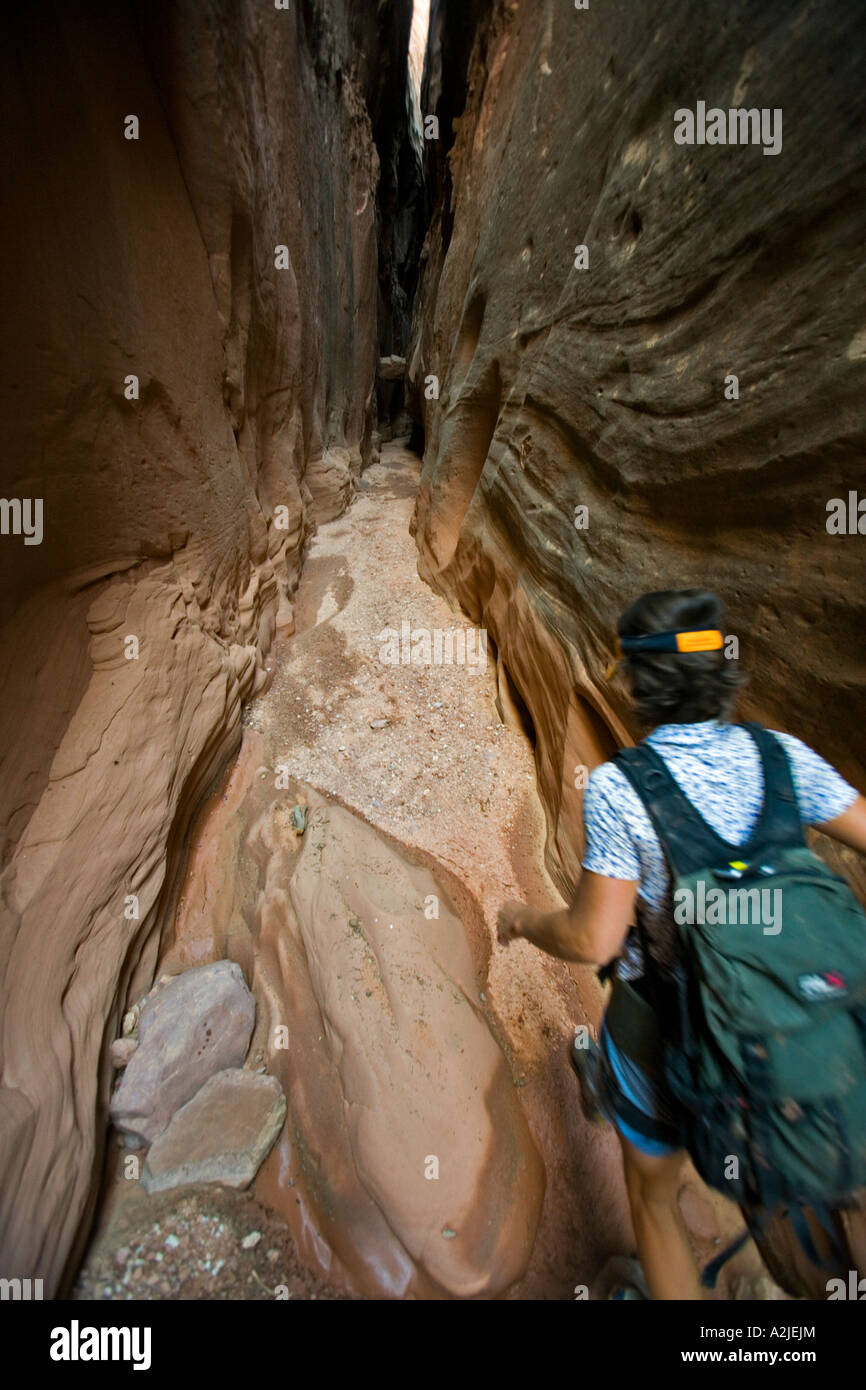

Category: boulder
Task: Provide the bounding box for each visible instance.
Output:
[109,962,255,1145]
[286,803,545,1298]
[304,447,357,524]
[109,1038,138,1070]
[378,354,407,380]
[140,1069,286,1194]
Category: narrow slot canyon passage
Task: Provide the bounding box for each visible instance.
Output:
[73,440,633,1300]
[44,442,793,1301]
[2,0,866,1320]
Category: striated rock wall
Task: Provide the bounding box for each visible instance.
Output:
[0,0,412,1292]
[408,0,866,903]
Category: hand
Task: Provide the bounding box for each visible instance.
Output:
[497,901,531,947]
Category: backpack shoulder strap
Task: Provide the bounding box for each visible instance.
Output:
[737,722,805,851]
[614,724,806,876]
[613,743,734,879]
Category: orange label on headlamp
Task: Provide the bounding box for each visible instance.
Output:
[676,629,724,652]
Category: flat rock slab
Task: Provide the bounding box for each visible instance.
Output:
[110,961,255,1144]
[141,1070,286,1194]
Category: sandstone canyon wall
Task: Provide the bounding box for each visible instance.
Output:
[0,0,417,1293]
[408,0,866,900]
[3,0,866,1305]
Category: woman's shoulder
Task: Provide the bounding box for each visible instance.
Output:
[763,727,858,822]
[585,757,648,817]
[586,758,632,795]
[765,727,819,758]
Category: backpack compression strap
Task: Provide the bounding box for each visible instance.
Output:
[612,723,804,880]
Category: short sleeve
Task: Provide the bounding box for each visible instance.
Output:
[770,730,859,826]
[581,764,642,880]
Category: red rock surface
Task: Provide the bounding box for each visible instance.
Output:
[0,0,412,1294]
[409,0,866,898]
[4,0,865,1303]
[134,444,767,1301]
[407,0,866,1293]
[287,802,544,1297]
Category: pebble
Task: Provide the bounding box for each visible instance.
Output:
[110,1036,138,1069]
[241,1231,262,1250]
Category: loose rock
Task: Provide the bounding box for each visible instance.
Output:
[141,1070,286,1195]
[110,962,255,1145]
[110,1037,138,1069]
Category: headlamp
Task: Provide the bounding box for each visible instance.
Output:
[605,628,724,679]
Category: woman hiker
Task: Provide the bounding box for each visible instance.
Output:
[497,588,866,1300]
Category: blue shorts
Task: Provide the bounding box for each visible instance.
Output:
[598,1019,685,1158]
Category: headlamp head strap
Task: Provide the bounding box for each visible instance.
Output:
[605,628,724,679]
[619,628,724,656]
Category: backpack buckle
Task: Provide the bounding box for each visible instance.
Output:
[714,860,749,881]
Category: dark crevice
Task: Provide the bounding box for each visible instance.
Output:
[348,2,425,437]
[499,660,538,750]
[420,1,494,256]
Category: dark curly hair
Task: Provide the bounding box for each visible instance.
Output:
[618,589,745,729]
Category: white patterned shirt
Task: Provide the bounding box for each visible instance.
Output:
[581,719,859,978]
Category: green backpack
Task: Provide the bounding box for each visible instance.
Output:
[614,722,866,1270]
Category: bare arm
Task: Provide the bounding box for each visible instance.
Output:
[815,794,866,854]
[497,870,638,966]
